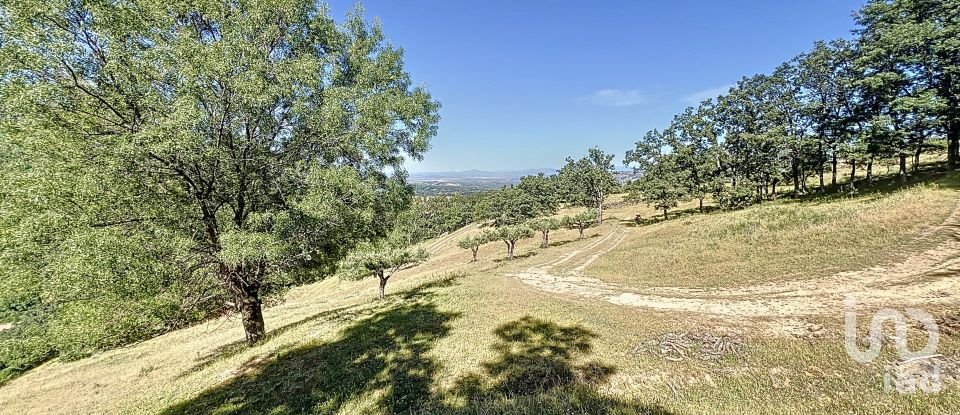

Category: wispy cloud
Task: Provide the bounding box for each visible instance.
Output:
[682,84,734,105]
[580,89,647,107]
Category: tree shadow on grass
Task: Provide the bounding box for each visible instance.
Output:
[184,274,466,377]
[440,317,674,415]
[493,251,538,263]
[165,298,459,414]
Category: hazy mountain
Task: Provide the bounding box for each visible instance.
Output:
[409,168,558,182]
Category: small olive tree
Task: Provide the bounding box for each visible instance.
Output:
[339,243,429,299]
[562,210,600,240]
[494,225,534,259]
[527,217,562,248]
[458,232,494,262]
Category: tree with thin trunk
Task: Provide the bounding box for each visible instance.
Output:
[458,232,493,262]
[558,148,618,223]
[527,217,561,248]
[0,2,439,344]
[624,130,690,220]
[339,243,429,300]
[562,210,599,240]
[493,225,534,260]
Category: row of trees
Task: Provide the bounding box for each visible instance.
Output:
[458,210,600,262]
[625,0,960,219]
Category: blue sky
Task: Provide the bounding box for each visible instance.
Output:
[327,1,866,172]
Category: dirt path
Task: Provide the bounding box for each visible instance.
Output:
[508,204,960,320]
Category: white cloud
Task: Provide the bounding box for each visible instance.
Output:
[682,84,734,105]
[580,89,647,107]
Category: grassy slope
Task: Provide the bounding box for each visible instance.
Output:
[591,181,957,288]
[1,175,960,414]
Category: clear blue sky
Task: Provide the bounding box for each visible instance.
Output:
[327,1,866,172]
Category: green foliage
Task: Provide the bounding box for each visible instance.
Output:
[527,217,562,248]
[484,187,542,226]
[624,130,690,219]
[517,173,562,216]
[392,195,482,245]
[0,0,438,367]
[338,241,428,299]
[491,225,534,259]
[558,148,618,221]
[339,242,429,281]
[458,232,494,262]
[561,210,599,240]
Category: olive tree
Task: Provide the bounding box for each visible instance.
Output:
[527,217,561,248]
[494,225,534,260]
[562,210,599,240]
[0,1,439,344]
[458,232,493,262]
[339,243,428,300]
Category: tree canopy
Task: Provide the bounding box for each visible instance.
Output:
[0,0,439,367]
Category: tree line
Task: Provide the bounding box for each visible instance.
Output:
[626,0,959,219]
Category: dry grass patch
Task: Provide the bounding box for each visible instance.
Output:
[590,182,958,288]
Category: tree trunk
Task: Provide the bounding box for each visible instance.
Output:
[578,226,584,240]
[949,118,960,169]
[507,241,515,259]
[597,198,604,224]
[698,198,704,213]
[818,141,825,191]
[237,290,265,344]
[831,152,838,186]
[221,264,265,344]
[947,71,959,169]
[792,158,800,193]
[771,182,777,200]
[662,208,668,221]
[913,139,924,172]
[866,155,874,182]
[849,160,857,189]
[899,153,907,176]
[378,274,388,300]
[541,231,549,248]
[471,247,479,262]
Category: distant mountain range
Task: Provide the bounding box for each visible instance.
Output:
[409,168,557,182]
[409,168,639,196]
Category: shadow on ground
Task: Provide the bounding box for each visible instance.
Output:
[164,278,670,414]
[165,300,458,415]
[440,316,673,415]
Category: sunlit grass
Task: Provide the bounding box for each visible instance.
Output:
[591,179,958,288]
[1,171,959,414]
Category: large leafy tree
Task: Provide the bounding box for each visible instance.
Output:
[0,0,439,345]
[668,103,725,210]
[558,148,618,223]
[624,130,689,220]
[856,0,960,168]
[484,187,541,226]
[516,173,561,217]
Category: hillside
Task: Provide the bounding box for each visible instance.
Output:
[3,175,960,414]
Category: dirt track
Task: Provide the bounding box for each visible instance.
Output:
[509,204,960,321]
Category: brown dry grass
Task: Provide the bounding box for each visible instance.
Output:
[2,175,960,414]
